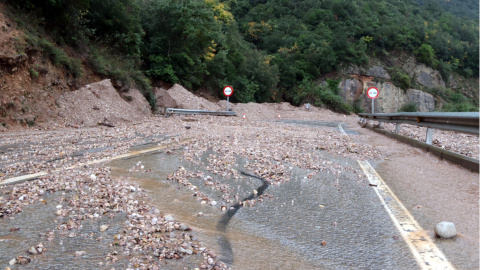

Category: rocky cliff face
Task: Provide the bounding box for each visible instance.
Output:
[339,55,441,113]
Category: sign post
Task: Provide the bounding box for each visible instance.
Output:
[367,87,379,114]
[223,85,233,111]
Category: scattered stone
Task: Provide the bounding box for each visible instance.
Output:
[434,221,457,239]
[178,223,189,231]
[164,215,175,222]
[99,224,109,232]
[28,246,38,255]
[75,251,86,257]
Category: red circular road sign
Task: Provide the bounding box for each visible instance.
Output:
[223,85,233,97]
[367,87,379,99]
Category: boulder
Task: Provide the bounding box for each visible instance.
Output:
[367,82,408,113]
[434,221,457,239]
[365,66,391,80]
[406,89,435,112]
[413,64,445,88]
[154,87,178,110]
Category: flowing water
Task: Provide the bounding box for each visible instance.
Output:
[107,147,419,270]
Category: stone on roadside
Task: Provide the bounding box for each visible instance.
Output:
[434,221,457,239]
[28,246,38,255]
[99,224,109,232]
[164,215,174,222]
[75,251,86,257]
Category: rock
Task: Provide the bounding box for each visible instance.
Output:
[154,87,178,110]
[340,79,364,103]
[75,251,86,257]
[413,64,445,88]
[343,65,391,80]
[28,246,38,255]
[406,89,435,112]
[373,82,408,113]
[365,66,391,80]
[434,221,457,239]
[178,223,189,231]
[99,224,109,232]
[164,215,175,222]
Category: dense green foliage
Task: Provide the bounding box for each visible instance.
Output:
[3,0,478,111]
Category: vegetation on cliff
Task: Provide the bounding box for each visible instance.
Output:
[2,0,478,112]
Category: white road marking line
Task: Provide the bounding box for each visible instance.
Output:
[1,139,190,185]
[357,160,455,270]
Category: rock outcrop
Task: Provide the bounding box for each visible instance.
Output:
[339,55,441,113]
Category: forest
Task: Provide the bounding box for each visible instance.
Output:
[3,0,479,111]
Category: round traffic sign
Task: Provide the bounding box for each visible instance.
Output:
[367,87,379,99]
[223,86,233,97]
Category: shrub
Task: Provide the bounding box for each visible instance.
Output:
[37,38,83,78]
[399,102,418,112]
[318,90,352,114]
[351,98,364,114]
[442,102,478,112]
[389,68,411,90]
[29,68,39,79]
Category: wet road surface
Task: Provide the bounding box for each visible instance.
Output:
[1,118,478,269]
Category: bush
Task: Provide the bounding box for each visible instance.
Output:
[399,102,418,112]
[319,90,352,114]
[442,102,478,112]
[351,98,364,114]
[37,38,83,78]
[290,80,351,114]
[415,44,437,67]
[389,68,411,90]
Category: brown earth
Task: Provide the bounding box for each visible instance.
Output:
[0,2,103,130]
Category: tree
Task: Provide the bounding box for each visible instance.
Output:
[141,0,222,88]
[415,43,437,67]
[86,0,144,56]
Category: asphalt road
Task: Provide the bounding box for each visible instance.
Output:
[1,118,478,270]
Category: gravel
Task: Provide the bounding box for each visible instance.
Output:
[0,85,478,269]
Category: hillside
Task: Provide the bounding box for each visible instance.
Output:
[0,0,478,130]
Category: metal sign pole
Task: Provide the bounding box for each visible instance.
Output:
[372,99,374,114]
[227,96,230,111]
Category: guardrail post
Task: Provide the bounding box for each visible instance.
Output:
[426,128,434,145]
[395,123,401,133]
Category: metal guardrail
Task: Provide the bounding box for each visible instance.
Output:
[358,112,479,134]
[165,108,236,116]
[358,112,479,172]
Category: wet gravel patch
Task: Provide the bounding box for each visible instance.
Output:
[0,106,477,269]
[0,166,228,269]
